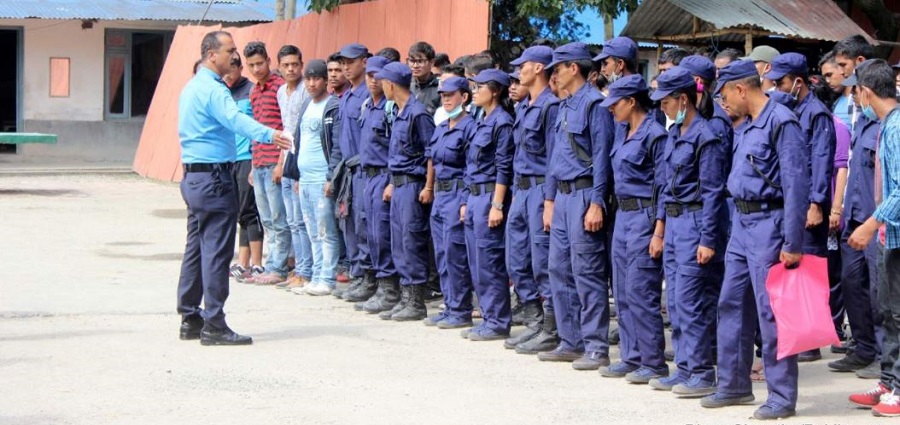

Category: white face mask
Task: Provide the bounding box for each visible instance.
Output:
[447,104,464,119]
[788,78,802,100]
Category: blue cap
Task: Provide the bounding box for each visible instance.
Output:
[509,69,520,81]
[598,74,648,108]
[594,36,638,62]
[510,45,554,66]
[338,43,369,59]
[679,55,716,82]
[472,68,511,87]
[841,73,858,87]
[365,56,391,74]
[650,66,696,101]
[547,42,593,70]
[714,60,760,94]
[765,53,808,81]
[439,76,469,93]
[374,62,412,87]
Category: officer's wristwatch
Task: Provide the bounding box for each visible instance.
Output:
[491,202,504,210]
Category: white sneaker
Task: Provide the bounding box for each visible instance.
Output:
[305,282,333,296]
[290,285,308,295]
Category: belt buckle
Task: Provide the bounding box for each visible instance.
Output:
[559,181,570,193]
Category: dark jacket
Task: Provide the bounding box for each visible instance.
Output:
[283,95,341,181]
[411,74,441,116]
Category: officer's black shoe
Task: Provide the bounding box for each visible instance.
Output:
[515,312,560,354]
[510,301,527,326]
[422,289,443,303]
[798,348,822,362]
[609,326,620,345]
[828,352,873,372]
[343,270,377,302]
[504,324,541,349]
[199,324,252,346]
[537,346,584,362]
[392,285,427,321]
[335,276,362,299]
[179,315,204,340]
[700,392,755,408]
[354,284,380,311]
[520,300,544,327]
[379,283,409,320]
[362,276,400,314]
[664,349,675,362]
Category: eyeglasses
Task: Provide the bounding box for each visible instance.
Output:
[407,58,429,66]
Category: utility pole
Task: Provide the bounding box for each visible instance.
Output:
[275,0,285,20]
[286,0,296,20]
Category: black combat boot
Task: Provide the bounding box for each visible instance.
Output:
[515,310,560,354]
[344,270,378,302]
[362,276,400,314]
[379,283,409,320]
[391,284,427,321]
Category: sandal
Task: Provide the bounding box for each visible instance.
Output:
[751,361,766,383]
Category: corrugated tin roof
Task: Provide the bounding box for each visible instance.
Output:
[0,0,273,22]
[622,0,875,44]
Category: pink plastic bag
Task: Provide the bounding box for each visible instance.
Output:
[765,255,841,360]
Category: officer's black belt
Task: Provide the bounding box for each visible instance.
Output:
[665,202,703,217]
[390,174,425,187]
[516,175,545,191]
[557,176,593,194]
[435,179,464,193]
[348,164,361,174]
[364,166,388,178]
[734,198,784,214]
[183,162,233,173]
[469,182,496,196]
[617,197,654,212]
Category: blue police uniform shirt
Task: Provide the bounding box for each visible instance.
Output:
[662,116,728,250]
[179,66,274,164]
[339,83,369,159]
[710,102,735,153]
[513,88,559,183]
[610,115,667,217]
[465,107,515,186]
[727,98,810,254]
[360,96,390,168]
[794,92,836,206]
[428,114,476,181]
[846,114,880,223]
[388,97,436,176]
[550,83,615,206]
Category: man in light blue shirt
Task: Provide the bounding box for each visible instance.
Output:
[176,30,289,346]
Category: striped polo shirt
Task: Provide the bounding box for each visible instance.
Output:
[250,73,285,168]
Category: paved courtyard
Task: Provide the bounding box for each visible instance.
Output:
[0,174,880,424]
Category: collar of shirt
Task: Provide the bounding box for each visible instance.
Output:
[526,87,556,108]
[198,66,225,85]
[675,115,707,142]
[745,96,779,131]
[347,83,368,101]
[561,82,595,111]
[623,114,656,144]
[440,114,474,133]
[366,96,387,111]
[255,73,280,90]
[479,106,512,127]
[397,97,423,120]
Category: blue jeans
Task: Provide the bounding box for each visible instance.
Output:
[298,183,339,287]
[282,177,312,279]
[252,165,291,275]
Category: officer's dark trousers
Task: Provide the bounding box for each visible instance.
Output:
[506,180,551,308]
[390,180,429,286]
[176,168,238,328]
[344,170,372,278]
[878,247,900,389]
[841,219,882,361]
[364,172,396,279]
[716,208,798,410]
[431,185,473,318]
[465,190,511,332]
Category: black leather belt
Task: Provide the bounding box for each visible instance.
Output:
[435,179,464,193]
[183,162,233,173]
[665,202,703,217]
[469,182,496,196]
[390,174,425,187]
[364,166,388,178]
[618,197,653,212]
[516,175,545,190]
[557,176,593,194]
[734,199,784,214]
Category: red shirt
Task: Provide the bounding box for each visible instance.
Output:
[250,73,284,168]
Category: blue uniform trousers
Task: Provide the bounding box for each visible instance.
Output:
[176,168,238,328]
[664,210,720,383]
[612,207,666,371]
[548,187,610,353]
[343,170,372,277]
[716,208,798,410]
[506,181,552,308]
[465,191,511,332]
[431,186,473,318]
[841,219,883,361]
[364,173,396,279]
[390,181,430,286]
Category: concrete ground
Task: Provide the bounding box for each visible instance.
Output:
[0,174,882,424]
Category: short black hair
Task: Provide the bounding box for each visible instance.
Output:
[409,41,435,60]
[566,59,593,79]
[465,54,494,76]
[433,53,451,71]
[834,34,873,61]
[530,38,557,49]
[243,41,268,60]
[200,30,231,60]
[659,48,690,65]
[441,64,466,78]
[327,52,342,64]
[277,45,302,62]
[377,47,401,63]
[715,48,742,63]
[818,51,836,69]
[856,59,896,99]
